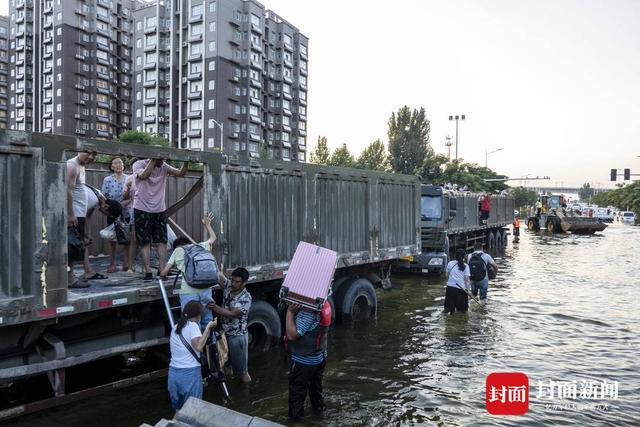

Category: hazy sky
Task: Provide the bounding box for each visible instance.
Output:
[3,0,639,188]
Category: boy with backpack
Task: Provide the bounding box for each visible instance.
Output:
[467,241,499,301]
[160,213,219,333]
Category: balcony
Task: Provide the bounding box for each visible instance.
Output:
[187,72,202,81]
[16,102,24,109]
[144,25,157,34]
[300,51,308,61]
[187,129,201,138]
[16,87,24,94]
[251,23,262,35]
[97,115,110,123]
[187,110,201,118]
[75,53,86,61]
[300,67,308,76]
[250,42,262,53]
[282,108,292,117]
[299,83,307,91]
[229,132,239,139]
[97,86,110,95]
[299,114,306,121]
[250,60,262,71]
[43,21,53,30]
[282,141,291,148]
[75,129,86,135]
[299,97,307,106]
[143,62,156,70]
[15,73,25,81]
[298,144,306,152]
[76,99,85,105]
[250,78,261,88]
[96,27,110,37]
[188,34,202,43]
[187,90,202,99]
[97,130,110,137]
[188,53,202,62]
[75,8,87,17]
[189,14,203,24]
[229,75,239,83]
[144,43,157,52]
[282,92,292,101]
[284,43,293,52]
[97,71,110,80]
[142,97,156,105]
[42,112,52,119]
[143,114,156,123]
[143,80,156,87]
[298,129,306,136]
[249,133,260,142]
[249,97,261,106]
[97,100,110,109]
[75,84,85,90]
[249,115,260,124]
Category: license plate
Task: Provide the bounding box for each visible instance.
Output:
[421,268,430,273]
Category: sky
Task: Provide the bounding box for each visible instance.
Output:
[3,0,639,188]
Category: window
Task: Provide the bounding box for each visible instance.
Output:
[208,60,215,71]
[208,100,215,109]
[282,116,290,126]
[96,79,108,89]
[208,41,216,52]
[300,45,307,55]
[96,50,109,61]
[190,62,202,74]
[299,91,306,100]
[209,22,216,32]
[191,23,203,36]
[96,108,109,117]
[284,34,292,46]
[190,100,201,112]
[250,88,259,99]
[136,38,142,48]
[282,99,291,110]
[190,43,202,56]
[190,81,201,93]
[208,80,215,90]
[209,1,216,13]
[145,88,156,99]
[145,70,156,81]
[191,4,203,17]
[145,52,156,64]
[136,56,142,66]
[96,93,108,103]
[249,105,258,117]
[251,13,260,27]
[283,83,290,94]
[146,17,156,28]
[190,119,202,130]
[146,34,157,47]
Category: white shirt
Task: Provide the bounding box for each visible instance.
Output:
[68,157,87,217]
[169,321,202,369]
[446,261,470,290]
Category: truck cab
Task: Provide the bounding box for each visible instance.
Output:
[412,185,454,273]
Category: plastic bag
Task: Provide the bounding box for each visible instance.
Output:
[167,224,177,249]
[68,226,85,262]
[100,223,116,241]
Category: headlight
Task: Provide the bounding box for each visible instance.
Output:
[428,258,444,266]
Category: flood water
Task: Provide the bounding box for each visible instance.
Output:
[7,223,640,426]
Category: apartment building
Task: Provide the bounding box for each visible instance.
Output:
[8,0,135,138]
[131,0,309,161]
[0,16,9,129]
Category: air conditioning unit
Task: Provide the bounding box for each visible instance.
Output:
[181,77,187,83]
[182,42,188,47]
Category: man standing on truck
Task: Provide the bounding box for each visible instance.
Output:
[467,242,498,301]
[133,158,188,282]
[67,150,96,288]
[208,268,252,383]
[285,300,331,419]
[479,192,491,225]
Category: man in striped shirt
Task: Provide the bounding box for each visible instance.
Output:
[285,301,331,419]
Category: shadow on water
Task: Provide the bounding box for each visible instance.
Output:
[6,223,640,426]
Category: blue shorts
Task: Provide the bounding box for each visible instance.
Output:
[167,366,202,410]
[227,333,249,376]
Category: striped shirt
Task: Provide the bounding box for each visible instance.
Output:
[291,311,325,366]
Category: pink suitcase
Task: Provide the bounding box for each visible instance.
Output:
[279,242,338,312]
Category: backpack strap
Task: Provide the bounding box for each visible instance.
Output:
[178,330,201,364]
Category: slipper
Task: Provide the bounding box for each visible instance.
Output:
[69,279,90,288]
[86,273,108,280]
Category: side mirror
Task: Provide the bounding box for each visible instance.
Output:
[449,198,457,218]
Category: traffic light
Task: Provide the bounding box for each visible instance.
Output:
[610,169,617,181]
[624,168,631,180]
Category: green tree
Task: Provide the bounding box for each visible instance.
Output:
[387,106,431,175]
[415,152,449,183]
[116,130,170,147]
[510,186,539,210]
[356,139,390,172]
[578,183,595,202]
[591,181,640,219]
[309,136,331,165]
[329,144,355,168]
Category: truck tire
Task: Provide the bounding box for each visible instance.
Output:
[527,218,538,231]
[339,278,377,323]
[500,229,507,247]
[494,231,503,248]
[486,231,496,249]
[247,300,282,352]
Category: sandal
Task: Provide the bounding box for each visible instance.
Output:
[86,273,108,280]
[69,279,90,289]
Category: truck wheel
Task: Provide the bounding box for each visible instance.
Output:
[500,230,508,246]
[327,295,336,327]
[546,220,556,233]
[527,219,537,231]
[486,232,496,249]
[339,278,377,323]
[247,301,282,352]
[495,231,503,248]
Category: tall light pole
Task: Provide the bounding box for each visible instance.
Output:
[485,147,504,168]
[445,135,453,160]
[210,118,224,152]
[448,114,465,161]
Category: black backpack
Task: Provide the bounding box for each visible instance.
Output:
[469,253,487,281]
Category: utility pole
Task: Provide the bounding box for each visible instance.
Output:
[448,115,465,161]
[445,135,452,160]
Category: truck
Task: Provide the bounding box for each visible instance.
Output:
[403,185,515,274]
[526,195,607,234]
[0,131,420,418]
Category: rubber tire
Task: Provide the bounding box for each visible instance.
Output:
[494,231,503,248]
[528,218,537,231]
[339,278,377,323]
[247,300,282,352]
[546,219,556,233]
[500,229,508,247]
[486,231,496,249]
[327,295,336,327]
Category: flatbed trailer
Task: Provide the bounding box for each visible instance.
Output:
[0,130,420,415]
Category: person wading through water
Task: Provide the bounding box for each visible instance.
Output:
[444,248,471,314]
[513,212,521,242]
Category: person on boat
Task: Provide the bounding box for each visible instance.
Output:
[444,248,470,314]
[168,300,216,412]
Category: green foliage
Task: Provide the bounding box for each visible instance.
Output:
[117,130,170,147]
[387,106,431,175]
[578,183,595,202]
[416,156,507,192]
[591,181,640,219]
[309,136,331,165]
[329,144,355,168]
[510,186,539,210]
[356,139,390,172]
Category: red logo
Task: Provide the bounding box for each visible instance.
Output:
[486,372,529,415]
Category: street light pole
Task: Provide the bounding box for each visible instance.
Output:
[448,114,465,161]
[485,147,504,168]
[210,119,224,152]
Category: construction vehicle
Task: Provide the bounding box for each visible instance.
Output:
[526,195,607,234]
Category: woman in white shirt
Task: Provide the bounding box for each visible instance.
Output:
[444,248,471,314]
[168,300,216,411]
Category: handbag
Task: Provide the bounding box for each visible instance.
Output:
[178,331,211,380]
[216,332,229,369]
[68,226,85,262]
[114,217,131,245]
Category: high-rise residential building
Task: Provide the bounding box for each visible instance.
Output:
[131,0,308,161]
[8,0,135,138]
[0,16,9,129]
[6,0,308,161]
